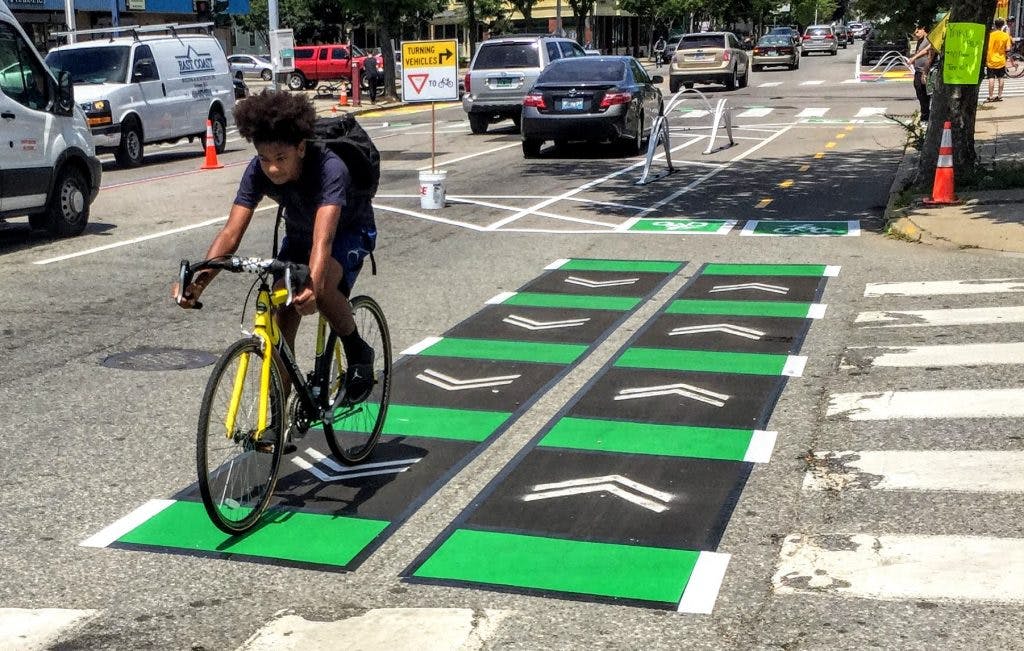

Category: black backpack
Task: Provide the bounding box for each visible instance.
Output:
[311,113,380,199]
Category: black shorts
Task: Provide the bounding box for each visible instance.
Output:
[987,66,1007,79]
[278,227,375,296]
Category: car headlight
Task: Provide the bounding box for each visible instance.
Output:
[89,100,108,111]
[84,99,113,127]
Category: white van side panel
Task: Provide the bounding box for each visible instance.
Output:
[149,36,234,135]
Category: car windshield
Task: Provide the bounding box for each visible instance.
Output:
[806,27,832,36]
[350,45,368,57]
[258,56,270,63]
[768,28,794,34]
[679,35,725,49]
[537,58,625,83]
[45,45,129,84]
[473,42,541,69]
[758,36,791,46]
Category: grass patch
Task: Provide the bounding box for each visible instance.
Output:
[885,112,926,151]
[962,159,1024,190]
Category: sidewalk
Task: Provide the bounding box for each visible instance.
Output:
[886,97,1024,253]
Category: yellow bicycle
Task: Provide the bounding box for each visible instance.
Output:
[176,255,392,535]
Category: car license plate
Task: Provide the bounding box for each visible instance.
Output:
[767,49,777,56]
[494,77,515,88]
[687,54,712,61]
[560,98,585,110]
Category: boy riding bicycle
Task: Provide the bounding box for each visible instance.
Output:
[174,90,375,403]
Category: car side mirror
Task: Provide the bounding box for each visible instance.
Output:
[651,75,664,84]
[56,69,74,117]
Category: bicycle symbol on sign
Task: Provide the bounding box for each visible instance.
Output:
[651,220,712,231]
[769,224,843,235]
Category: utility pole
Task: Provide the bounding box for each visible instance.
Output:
[64,0,76,43]
[268,0,279,90]
[556,0,563,36]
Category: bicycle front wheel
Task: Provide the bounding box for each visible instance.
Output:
[322,295,392,464]
[196,338,285,535]
[1007,54,1024,78]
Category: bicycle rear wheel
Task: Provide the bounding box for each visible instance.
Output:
[322,295,392,464]
[196,338,285,535]
[1007,53,1024,78]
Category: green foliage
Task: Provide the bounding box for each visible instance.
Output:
[790,0,838,26]
[852,0,946,33]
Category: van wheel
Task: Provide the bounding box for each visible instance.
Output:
[204,110,227,154]
[522,138,542,158]
[511,114,521,130]
[625,113,643,156]
[287,72,306,91]
[115,117,144,167]
[261,69,273,81]
[669,78,681,93]
[42,166,90,237]
[468,113,488,134]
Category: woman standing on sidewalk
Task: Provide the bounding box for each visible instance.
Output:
[907,24,934,122]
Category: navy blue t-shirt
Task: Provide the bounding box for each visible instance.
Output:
[233,146,373,242]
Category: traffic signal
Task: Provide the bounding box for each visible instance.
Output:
[212,0,231,27]
[194,0,211,20]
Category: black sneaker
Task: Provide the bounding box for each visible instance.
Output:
[342,363,375,404]
[253,430,296,455]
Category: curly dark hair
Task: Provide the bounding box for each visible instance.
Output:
[234,90,316,146]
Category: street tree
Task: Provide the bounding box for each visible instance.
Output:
[919,0,998,185]
[566,0,597,44]
[509,0,542,31]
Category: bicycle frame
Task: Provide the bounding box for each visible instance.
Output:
[222,280,340,441]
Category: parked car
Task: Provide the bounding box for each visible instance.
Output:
[1,0,100,237]
[45,24,235,167]
[661,34,684,64]
[520,56,663,158]
[288,44,381,91]
[228,53,273,81]
[862,25,911,64]
[669,32,750,92]
[835,25,850,47]
[801,25,839,55]
[462,33,587,134]
[766,26,801,49]
[751,34,799,71]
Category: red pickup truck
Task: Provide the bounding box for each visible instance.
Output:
[287,44,382,91]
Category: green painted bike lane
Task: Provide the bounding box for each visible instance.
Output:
[405,263,837,612]
[81,258,685,571]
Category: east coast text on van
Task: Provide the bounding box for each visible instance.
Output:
[176,46,215,75]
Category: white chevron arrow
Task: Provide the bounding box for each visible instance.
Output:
[523,474,672,512]
[416,368,521,391]
[709,282,789,295]
[668,323,766,340]
[615,383,730,407]
[292,449,422,482]
[503,314,591,330]
[564,275,639,288]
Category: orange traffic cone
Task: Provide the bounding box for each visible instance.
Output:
[200,119,223,170]
[338,89,348,106]
[922,121,959,205]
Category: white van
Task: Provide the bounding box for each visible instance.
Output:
[0,0,101,237]
[44,24,235,167]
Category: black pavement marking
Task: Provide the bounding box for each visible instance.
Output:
[523,270,670,297]
[389,357,566,411]
[633,313,813,355]
[443,305,623,344]
[679,275,824,302]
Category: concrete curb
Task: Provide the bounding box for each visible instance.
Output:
[883,144,921,240]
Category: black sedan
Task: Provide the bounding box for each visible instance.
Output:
[520,56,664,158]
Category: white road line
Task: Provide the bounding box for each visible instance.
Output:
[675,109,711,118]
[803,450,1024,492]
[773,533,1024,603]
[799,80,825,85]
[843,342,1024,368]
[415,142,520,171]
[758,82,783,87]
[444,197,621,228]
[79,499,174,547]
[864,278,1024,297]
[33,205,276,265]
[646,124,795,214]
[736,107,773,118]
[855,305,1024,327]
[373,203,488,231]
[855,107,887,117]
[744,430,778,463]
[827,388,1024,420]
[399,336,442,355]
[796,107,829,117]
[0,609,100,650]
[677,552,731,613]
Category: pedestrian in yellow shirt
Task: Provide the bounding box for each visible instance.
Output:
[985,18,1012,102]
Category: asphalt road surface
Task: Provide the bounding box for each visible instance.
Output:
[2,42,1022,650]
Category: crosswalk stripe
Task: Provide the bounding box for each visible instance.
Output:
[0,609,100,649]
[803,450,1024,492]
[827,387,1024,420]
[773,533,1024,602]
[855,107,886,117]
[758,81,783,87]
[855,305,1024,327]
[799,80,825,85]
[736,107,773,118]
[842,341,1024,367]
[864,278,1024,297]
[796,107,829,117]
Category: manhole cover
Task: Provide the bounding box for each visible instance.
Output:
[101,347,218,371]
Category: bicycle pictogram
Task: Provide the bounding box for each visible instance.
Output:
[651,220,714,231]
[769,224,844,235]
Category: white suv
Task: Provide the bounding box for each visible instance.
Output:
[0,0,101,237]
[45,26,235,167]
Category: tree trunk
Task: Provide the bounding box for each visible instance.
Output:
[918,0,997,186]
[379,23,399,101]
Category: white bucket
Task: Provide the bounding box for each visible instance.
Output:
[419,170,447,210]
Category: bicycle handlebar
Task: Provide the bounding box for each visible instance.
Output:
[176,256,311,309]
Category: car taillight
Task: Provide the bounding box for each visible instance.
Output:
[464,73,471,93]
[825,34,834,39]
[722,50,731,62]
[753,48,763,55]
[523,92,546,109]
[803,35,811,40]
[599,91,632,109]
